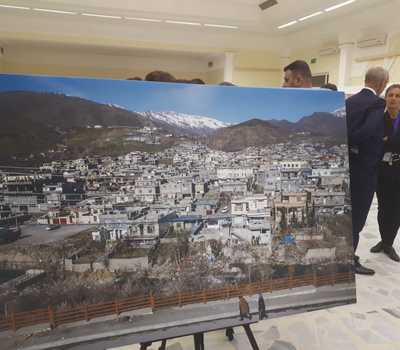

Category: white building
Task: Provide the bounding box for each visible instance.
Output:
[134,178,159,203]
[159,178,193,200]
[217,167,254,180]
[279,161,308,170]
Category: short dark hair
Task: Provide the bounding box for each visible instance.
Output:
[321,83,338,91]
[385,84,400,97]
[284,60,312,82]
[145,71,176,82]
[127,76,142,80]
[190,78,205,85]
[219,81,236,86]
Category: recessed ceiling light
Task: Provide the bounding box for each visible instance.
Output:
[325,0,356,12]
[125,17,162,22]
[0,4,30,10]
[299,11,323,21]
[81,13,122,19]
[165,20,201,26]
[33,8,77,15]
[278,20,297,29]
[204,24,239,29]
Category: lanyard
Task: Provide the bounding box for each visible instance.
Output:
[393,112,400,137]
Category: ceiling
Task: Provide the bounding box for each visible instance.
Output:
[0,0,399,56]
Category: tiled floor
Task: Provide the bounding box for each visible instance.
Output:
[113,199,400,350]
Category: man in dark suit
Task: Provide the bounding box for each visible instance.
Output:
[346,67,389,275]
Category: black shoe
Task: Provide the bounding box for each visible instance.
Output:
[354,260,375,275]
[383,245,400,262]
[370,241,383,253]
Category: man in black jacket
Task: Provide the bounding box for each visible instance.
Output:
[346,67,389,275]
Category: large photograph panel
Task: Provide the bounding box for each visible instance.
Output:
[0,74,355,347]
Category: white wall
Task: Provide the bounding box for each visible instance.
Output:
[1,44,225,83]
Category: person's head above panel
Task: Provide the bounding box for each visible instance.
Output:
[175,78,206,84]
[283,60,313,88]
[365,67,389,96]
[145,70,176,83]
[321,83,338,91]
[190,78,205,84]
[385,83,400,115]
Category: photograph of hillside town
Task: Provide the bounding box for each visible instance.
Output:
[0,74,356,347]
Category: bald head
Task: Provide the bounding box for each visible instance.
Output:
[365,67,389,96]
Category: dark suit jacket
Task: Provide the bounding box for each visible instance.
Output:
[346,88,386,172]
[384,112,400,152]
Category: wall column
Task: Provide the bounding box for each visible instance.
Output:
[338,42,355,91]
[223,52,234,83]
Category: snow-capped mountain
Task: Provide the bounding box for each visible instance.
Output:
[107,103,128,110]
[333,107,346,118]
[138,111,230,136]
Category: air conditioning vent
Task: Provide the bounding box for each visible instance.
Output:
[319,47,339,56]
[259,0,278,11]
[357,34,387,48]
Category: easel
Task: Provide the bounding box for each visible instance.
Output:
[24,317,261,350]
[139,320,259,350]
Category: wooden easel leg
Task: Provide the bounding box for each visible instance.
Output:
[159,339,167,350]
[140,342,152,350]
[199,332,204,350]
[225,327,235,341]
[243,324,259,350]
[194,333,200,350]
[194,332,205,350]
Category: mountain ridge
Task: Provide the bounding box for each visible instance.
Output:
[137,111,229,136]
[0,90,346,159]
[208,112,346,151]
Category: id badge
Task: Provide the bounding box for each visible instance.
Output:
[383,152,392,162]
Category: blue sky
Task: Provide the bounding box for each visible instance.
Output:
[0,74,345,124]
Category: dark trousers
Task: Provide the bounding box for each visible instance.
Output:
[259,309,267,320]
[350,159,377,251]
[377,166,400,246]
